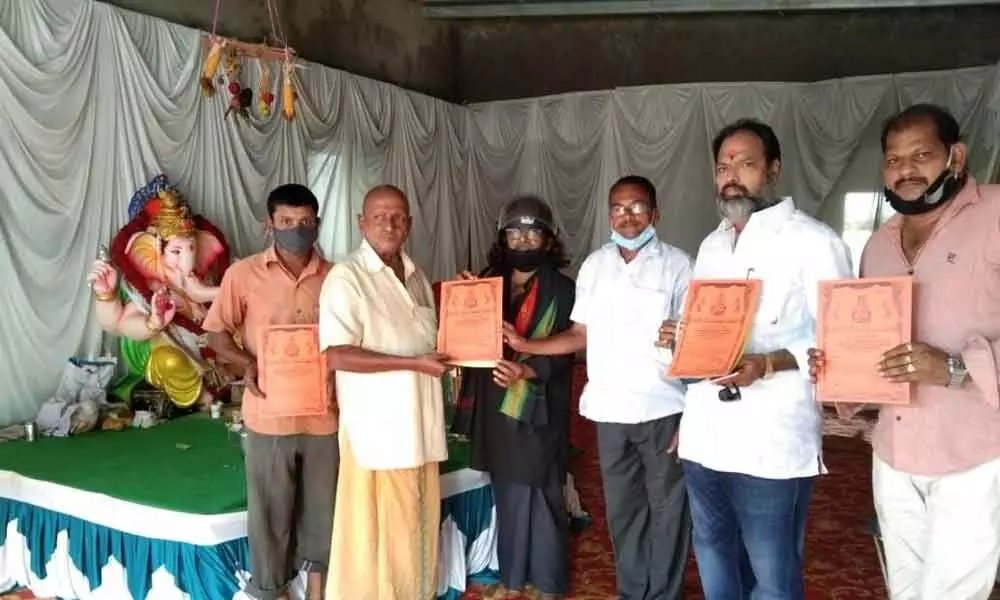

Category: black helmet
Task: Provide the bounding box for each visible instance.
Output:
[497,195,557,234]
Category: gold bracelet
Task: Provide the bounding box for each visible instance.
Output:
[94,291,117,302]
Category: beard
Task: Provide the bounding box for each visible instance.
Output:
[716,183,775,227]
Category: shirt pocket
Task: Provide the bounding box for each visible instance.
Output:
[410,305,439,355]
[752,273,805,335]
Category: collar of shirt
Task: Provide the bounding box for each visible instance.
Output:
[357,239,418,279]
[263,245,325,281]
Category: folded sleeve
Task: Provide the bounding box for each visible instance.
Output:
[318,267,364,350]
[962,330,1000,411]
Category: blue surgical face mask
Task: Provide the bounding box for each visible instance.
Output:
[610,224,656,251]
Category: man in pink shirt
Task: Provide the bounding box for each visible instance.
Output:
[810,104,1000,599]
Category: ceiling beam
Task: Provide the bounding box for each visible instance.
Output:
[424,0,1000,19]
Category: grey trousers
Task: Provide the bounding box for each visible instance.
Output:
[244,431,340,600]
[597,414,690,600]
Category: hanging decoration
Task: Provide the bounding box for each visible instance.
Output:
[282,49,304,122]
[197,0,300,122]
[256,58,274,118]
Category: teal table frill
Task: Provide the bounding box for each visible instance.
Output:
[0,415,495,600]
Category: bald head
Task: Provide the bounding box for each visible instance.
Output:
[359,184,412,257]
[363,184,409,217]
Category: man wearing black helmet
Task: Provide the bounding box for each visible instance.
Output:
[506,176,693,600]
[455,195,576,600]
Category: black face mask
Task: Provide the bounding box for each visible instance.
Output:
[884,166,966,216]
[504,249,547,272]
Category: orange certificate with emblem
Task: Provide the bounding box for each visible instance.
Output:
[816,277,912,405]
[257,324,331,417]
[668,279,762,380]
[437,277,504,367]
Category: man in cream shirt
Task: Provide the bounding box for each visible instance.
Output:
[660,120,852,600]
[318,184,449,600]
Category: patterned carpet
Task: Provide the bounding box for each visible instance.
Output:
[463,364,886,600]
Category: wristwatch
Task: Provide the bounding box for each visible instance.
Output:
[946,355,968,389]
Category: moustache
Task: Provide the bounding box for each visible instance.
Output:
[894,177,928,189]
[720,183,751,198]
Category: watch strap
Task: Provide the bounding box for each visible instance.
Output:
[947,355,968,388]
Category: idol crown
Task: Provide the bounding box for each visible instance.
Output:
[153,191,196,240]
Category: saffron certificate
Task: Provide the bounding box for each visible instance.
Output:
[437,277,504,367]
[817,277,912,405]
[257,324,330,417]
[668,280,761,379]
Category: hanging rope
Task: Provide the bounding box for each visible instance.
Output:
[210,0,222,40]
[265,0,286,47]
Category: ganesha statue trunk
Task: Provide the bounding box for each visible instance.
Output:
[88,175,233,410]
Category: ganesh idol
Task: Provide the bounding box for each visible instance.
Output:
[87,175,232,410]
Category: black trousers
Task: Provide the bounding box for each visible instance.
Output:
[597,414,690,600]
[492,471,570,594]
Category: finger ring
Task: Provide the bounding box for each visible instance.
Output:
[906,342,914,352]
[906,364,916,373]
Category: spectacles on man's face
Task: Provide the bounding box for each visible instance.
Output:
[610,202,652,218]
[504,227,545,244]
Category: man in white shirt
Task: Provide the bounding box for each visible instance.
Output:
[318,184,449,600]
[659,120,852,599]
[506,175,693,600]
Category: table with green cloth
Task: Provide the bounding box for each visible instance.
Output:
[0,415,496,600]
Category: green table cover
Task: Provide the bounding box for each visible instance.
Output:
[0,415,474,516]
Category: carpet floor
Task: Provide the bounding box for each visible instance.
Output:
[462,365,887,600]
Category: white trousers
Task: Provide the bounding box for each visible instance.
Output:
[873,453,1000,600]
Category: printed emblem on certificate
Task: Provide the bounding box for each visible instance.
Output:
[668,279,761,379]
[817,277,912,405]
[257,324,330,417]
[437,277,503,367]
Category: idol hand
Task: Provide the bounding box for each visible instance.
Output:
[148,288,177,330]
[88,260,119,295]
[457,270,477,281]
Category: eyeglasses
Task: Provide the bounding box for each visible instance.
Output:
[504,228,545,243]
[610,203,651,218]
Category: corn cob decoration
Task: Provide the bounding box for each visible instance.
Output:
[200,38,226,96]
[257,59,274,118]
[281,58,297,122]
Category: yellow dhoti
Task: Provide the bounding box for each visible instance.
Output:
[326,428,440,600]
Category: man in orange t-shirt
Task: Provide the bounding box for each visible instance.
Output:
[203,183,337,600]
